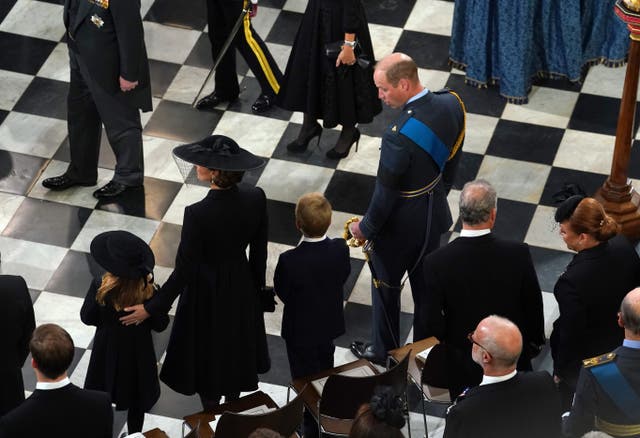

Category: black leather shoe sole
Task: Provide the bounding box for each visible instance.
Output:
[42,175,96,191]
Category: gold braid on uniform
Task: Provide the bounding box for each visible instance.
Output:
[343,217,366,248]
[447,90,466,160]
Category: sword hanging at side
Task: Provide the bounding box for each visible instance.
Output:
[191,3,252,108]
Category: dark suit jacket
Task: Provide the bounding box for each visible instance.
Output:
[0,275,35,417]
[0,383,112,438]
[564,346,640,437]
[274,237,351,347]
[443,371,562,438]
[423,233,545,397]
[551,235,640,384]
[64,0,152,111]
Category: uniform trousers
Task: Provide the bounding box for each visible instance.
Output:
[66,49,144,186]
[207,0,282,98]
[370,224,442,357]
[287,342,335,438]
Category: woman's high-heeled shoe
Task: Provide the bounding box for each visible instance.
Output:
[326,128,360,159]
[286,123,323,152]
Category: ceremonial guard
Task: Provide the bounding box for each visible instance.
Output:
[563,288,640,437]
[43,0,152,198]
[196,0,283,113]
[349,53,465,363]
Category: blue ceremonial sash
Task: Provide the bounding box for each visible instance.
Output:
[591,361,640,420]
[399,117,449,171]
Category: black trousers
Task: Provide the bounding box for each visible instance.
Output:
[65,49,144,186]
[287,342,335,438]
[206,0,282,97]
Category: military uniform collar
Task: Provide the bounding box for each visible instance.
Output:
[623,339,640,349]
[404,88,430,107]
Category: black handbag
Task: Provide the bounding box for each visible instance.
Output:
[324,40,371,69]
[260,286,276,312]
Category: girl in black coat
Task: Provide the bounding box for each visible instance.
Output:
[81,231,169,433]
[277,0,381,159]
[551,196,640,409]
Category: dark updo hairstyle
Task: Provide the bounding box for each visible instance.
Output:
[349,386,405,438]
[568,197,620,242]
[212,169,244,189]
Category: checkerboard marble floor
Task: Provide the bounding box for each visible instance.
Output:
[1,0,639,436]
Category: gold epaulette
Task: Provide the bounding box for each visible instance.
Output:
[582,352,616,368]
[596,417,640,436]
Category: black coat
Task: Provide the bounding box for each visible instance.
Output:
[0,275,35,417]
[443,371,562,438]
[423,233,545,397]
[145,184,269,398]
[274,237,351,347]
[564,346,640,437]
[64,0,152,111]
[277,0,381,128]
[0,384,112,438]
[551,235,640,384]
[80,280,169,411]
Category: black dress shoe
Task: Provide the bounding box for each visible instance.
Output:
[93,181,138,199]
[350,341,385,365]
[42,175,95,191]
[251,93,274,113]
[195,91,237,111]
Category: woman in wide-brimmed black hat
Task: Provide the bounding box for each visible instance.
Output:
[121,135,270,410]
[80,230,169,434]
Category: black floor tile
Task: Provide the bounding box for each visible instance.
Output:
[0,151,47,195]
[628,140,640,180]
[0,31,56,75]
[335,302,413,349]
[529,246,574,292]
[0,0,17,22]
[13,76,68,120]
[144,100,223,143]
[270,123,341,169]
[539,166,607,207]
[266,199,299,246]
[452,151,483,191]
[0,109,7,125]
[44,250,100,298]
[343,258,366,301]
[568,93,640,137]
[394,31,451,71]
[487,120,564,165]
[324,170,376,216]
[150,221,182,268]
[2,197,92,247]
[95,177,182,221]
[184,33,214,69]
[361,0,416,27]
[261,0,286,8]
[260,334,292,386]
[532,76,583,93]
[446,73,506,118]
[54,128,117,170]
[149,59,181,99]
[144,0,207,30]
[492,198,537,243]
[265,10,303,46]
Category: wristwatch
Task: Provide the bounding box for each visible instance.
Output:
[343,40,357,49]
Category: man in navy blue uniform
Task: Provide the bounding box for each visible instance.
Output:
[563,287,640,437]
[349,52,465,363]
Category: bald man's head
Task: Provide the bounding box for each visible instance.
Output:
[374,53,422,108]
[473,316,522,371]
[621,288,640,336]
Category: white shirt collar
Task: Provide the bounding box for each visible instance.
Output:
[480,370,517,386]
[460,229,491,237]
[301,234,327,243]
[36,377,71,390]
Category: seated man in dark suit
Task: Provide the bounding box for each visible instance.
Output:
[274,192,351,438]
[444,316,561,438]
[0,324,112,438]
[0,275,35,417]
[563,287,640,437]
[422,179,545,398]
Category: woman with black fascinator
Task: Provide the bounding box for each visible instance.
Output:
[349,386,405,438]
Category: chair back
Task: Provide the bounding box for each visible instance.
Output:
[319,353,410,420]
[215,387,306,438]
[421,343,452,403]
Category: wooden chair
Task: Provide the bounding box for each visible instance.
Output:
[317,352,411,437]
[419,343,452,437]
[214,386,307,438]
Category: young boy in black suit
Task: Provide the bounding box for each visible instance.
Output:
[274,192,351,438]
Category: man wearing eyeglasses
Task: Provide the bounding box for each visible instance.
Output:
[443,316,561,438]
